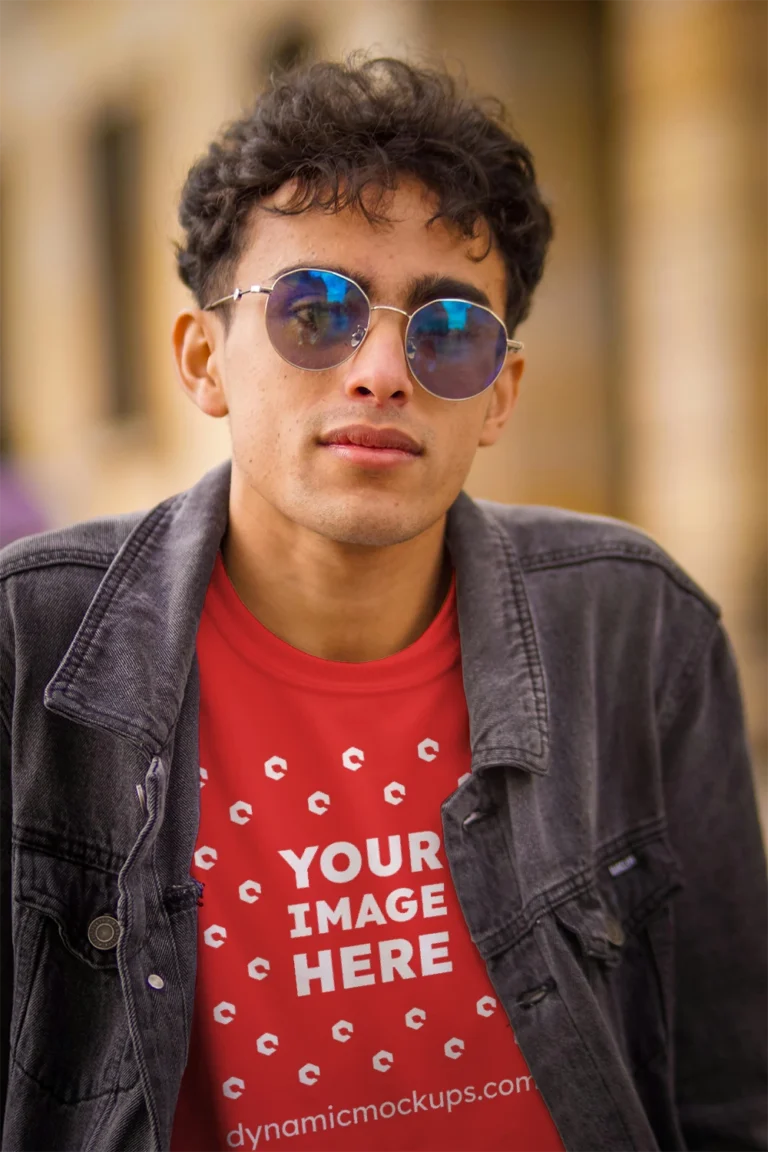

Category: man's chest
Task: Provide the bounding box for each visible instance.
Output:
[170,641,562,1151]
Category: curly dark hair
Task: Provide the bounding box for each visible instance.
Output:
[175,53,554,334]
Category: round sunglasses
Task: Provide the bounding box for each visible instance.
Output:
[203,267,523,402]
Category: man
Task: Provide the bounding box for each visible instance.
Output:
[1,54,765,1152]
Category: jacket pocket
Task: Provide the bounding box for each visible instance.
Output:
[554,829,683,1073]
[10,844,139,1104]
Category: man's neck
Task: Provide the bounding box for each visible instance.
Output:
[221,492,452,664]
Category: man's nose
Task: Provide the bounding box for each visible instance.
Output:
[341,307,415,406]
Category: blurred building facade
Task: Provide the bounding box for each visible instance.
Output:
[1,0,766,781]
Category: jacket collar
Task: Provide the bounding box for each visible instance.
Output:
[45,460,550,774]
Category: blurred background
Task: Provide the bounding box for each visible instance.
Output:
[1,0,766,812]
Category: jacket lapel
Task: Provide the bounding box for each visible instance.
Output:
[45,464,549,775]
[45,461,231,753]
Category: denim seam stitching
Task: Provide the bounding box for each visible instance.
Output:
[148,811,191,1052]
[47,504,171,699]
[41,684,159,748]
[11,898,128,968]
[473,867,596,954]
[475,817,677,955]
[0,684,11,736]
[657,613,721,738]
[0,552,115,581]
[534,924,638,1148]
[11,1052,130,1105]
[84,1030,139,1152]
[116,758,163,1150]
[487,516,549,757]
[593,816,669,867]
[7,908,44,1058]
[471,749,548,767]
[519,546,720,614]
[13,830,127,874]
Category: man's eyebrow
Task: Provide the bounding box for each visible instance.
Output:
[404,272,494,312]
[268,263,494,312]
[268,263,372,294]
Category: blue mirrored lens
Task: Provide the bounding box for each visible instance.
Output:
[406,300,507,399]
[266,270,369,369]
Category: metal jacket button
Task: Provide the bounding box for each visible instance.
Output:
[88,915,120,950]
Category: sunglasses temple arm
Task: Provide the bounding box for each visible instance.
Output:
[203,285,272,312]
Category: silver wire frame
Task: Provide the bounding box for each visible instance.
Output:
[203,268,524,400]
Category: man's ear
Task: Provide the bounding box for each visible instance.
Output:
[172,309,229,418]
[477,356,524,447]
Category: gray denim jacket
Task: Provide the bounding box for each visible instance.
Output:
[1,460,766,1152]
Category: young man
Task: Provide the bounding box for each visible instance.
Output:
[1,56,765,1152]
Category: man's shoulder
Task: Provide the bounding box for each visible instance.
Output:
[0,513,152,691]
[474,496,720,617]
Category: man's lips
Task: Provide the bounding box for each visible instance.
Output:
[318,424,423,455]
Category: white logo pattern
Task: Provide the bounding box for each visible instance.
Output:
[247,956,270,980]
[256,1033,279,1055]
[194,732,522,1111]
[264,756,288,780]
[383,781,406,805]
[307,790,331,815]
[341,747,365,771]
[229,800,252,825]
[405,1007,427,1030]
[203,924,226,949]
[213,1001,236,1024]
[417,738,440,762]
[238,879,261,903]
[222,1076,244,1098]
[331,1019,354,1042]
[194,846,217,870]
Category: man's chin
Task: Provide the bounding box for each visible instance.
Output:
[296,496,433,549]
[314,515,425,549]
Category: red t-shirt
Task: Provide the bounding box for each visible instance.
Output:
[171,555,563,1152]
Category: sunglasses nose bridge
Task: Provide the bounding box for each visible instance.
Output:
[350,302,416,388]
[369,304,410,319]
[356,303,412,354]
[365,303,410,340]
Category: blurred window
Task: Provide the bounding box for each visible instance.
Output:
[91,110,145,422]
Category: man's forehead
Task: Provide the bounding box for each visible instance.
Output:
[241,181,507,312]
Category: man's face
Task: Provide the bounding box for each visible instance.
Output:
[182,176,522,548]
